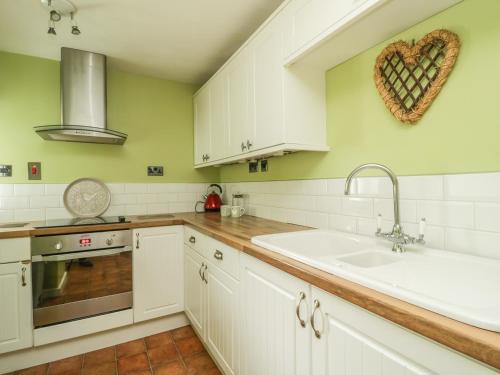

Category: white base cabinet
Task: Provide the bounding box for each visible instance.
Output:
[0,261,32,354]
[184,228,240,375]
[239,253,310,375]
[239,253,496,375]
[133,226,184,323]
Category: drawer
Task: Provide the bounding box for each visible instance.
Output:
[206,238,240,280]
[0,237,30,263]
[184,226,208,258]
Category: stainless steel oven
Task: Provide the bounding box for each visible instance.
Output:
[31,229,132,328]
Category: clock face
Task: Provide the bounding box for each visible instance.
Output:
[64,178,111,218]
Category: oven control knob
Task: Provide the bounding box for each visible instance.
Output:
[106,238,114,246]
[54,241,63,250]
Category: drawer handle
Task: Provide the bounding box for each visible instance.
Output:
[213,250,223,260]
[296,291,306,328]
[311,299,322,339]
[203,264,208,284]
[189,236,196,244]
[21,266,27,287]
[135,233,140,249]
[199,262,205,281]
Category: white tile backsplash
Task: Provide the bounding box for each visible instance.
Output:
[224,172,500,260]
[416,201,474,229]
[1,175,500,260]
[0,183,207,224]
[475,202,500,232]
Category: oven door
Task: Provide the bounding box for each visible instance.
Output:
[32,246,132,327]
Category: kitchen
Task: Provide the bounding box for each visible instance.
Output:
[1,0,500,374]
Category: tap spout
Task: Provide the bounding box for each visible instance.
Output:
[344,163,401,231]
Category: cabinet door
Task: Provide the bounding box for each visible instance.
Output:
[133,226,184,323]
[240,254,310,375]
[0,262,32,354]
[250,13,285,151]
[184,245,206,339]
[194,87,211,165]
[209,73,228,161]
[287,0,368,56]
[311,287,497,375]
[205,263,239,375]
[226,48,254,157]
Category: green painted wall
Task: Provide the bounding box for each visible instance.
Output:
[0,51,218,183]
[220,0,500,182]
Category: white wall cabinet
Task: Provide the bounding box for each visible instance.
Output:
[184,228,240,375]
[283,0,462,67]
[0,261,33,354]
[226,48,254,157]
[239,253,310,375]
[193,4,328,168]
[194,86,212,165]
[285,0,369,59]
[193,0,463,168]
[133,226,184,323]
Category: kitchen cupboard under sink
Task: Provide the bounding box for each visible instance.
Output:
[252,229,500,332]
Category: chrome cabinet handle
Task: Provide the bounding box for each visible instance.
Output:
[202,264,208,284]
[206,154,210,161]
[311,299,322,339]
[213,250,223,260]
[135,233,140,249]
[21,266,27,287]
[199,262,205,281]
[296,291,307,328]
[189,236,196,244]
[246,139,253,150]
[241,142,247,152]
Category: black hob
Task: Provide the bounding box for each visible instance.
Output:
[33,215,129,229]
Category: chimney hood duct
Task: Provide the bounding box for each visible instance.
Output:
[35,48,127,145]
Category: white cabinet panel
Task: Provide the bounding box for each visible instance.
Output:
[251,13,285,151]
[206,263,239,375]
[184,245,206,338]
[311,287,495,375]
[133,226,184,322]
[226,48,254,157]
[194,87,211,165]
[209,73,228,162]
[0,262,32,354]
[287,0,365,55]
[240,254,310,375]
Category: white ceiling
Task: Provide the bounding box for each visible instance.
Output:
[0,0,284,84]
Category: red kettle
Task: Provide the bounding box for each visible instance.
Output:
[196,184,223,212]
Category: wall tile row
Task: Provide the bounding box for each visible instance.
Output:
[222,172,500,260]
[0,183,208,223]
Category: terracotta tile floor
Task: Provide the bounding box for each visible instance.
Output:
[9,326,222,375]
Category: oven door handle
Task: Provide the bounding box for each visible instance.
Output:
[32,245,132,263]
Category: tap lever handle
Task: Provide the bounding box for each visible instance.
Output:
[418,218,426,244]
[376,214,382,234]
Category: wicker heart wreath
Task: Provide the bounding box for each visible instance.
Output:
[374,29,460,124]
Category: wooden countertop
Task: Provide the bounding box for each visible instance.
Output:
[1,213,499,369]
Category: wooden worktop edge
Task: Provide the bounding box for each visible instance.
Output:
[1,214,498,368]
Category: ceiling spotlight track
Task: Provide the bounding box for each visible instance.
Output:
[41,0,81,36]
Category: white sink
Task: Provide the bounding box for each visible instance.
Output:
[252,229,500,332]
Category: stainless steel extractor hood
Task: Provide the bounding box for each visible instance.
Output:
[35,48,127,145]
